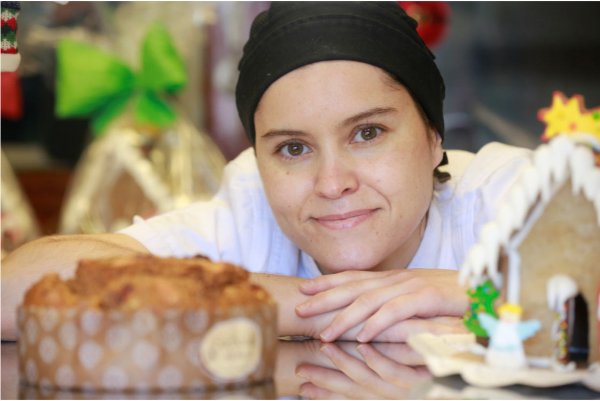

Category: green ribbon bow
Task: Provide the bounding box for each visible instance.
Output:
[56,23,187,135]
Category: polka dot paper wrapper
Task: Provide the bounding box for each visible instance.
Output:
[17,303,277,392]
[18,379,276,399]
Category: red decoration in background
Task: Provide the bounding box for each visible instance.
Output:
[1,17,17,32]
[398,1,450,48]
[597,285,600,353]
[1,72,23,120]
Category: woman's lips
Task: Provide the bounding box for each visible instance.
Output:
[313,209,377,230]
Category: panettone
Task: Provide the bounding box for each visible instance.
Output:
[17,255,278,392]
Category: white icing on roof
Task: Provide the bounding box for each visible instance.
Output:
[546,274,578,312]
[459,134,600,287]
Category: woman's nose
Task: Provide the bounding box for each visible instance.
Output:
[314,155,359,199]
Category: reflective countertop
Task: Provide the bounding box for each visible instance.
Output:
[2,339,599,399]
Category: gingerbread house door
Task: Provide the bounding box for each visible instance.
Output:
[547,274,590,365]
[565,293,589,363]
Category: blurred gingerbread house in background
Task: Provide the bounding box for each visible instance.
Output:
[460,92,600,368]
[53,15,227,234]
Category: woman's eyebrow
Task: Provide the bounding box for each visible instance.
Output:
[260,129,307,140]
[340,107,397,128]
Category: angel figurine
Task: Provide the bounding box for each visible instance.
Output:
[479,303,541,369]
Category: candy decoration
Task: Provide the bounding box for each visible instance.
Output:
[464,279,499,338]
[1,1,21,72]
[538,92,600,163]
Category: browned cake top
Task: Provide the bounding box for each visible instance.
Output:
[23,255,273,310]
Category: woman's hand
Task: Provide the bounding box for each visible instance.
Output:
[295,269,468,342]
[296,342,431,399]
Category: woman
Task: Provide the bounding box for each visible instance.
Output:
[1,2,530,341]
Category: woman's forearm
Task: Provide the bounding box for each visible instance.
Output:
[1,233,148,340]
[250,273,335,339]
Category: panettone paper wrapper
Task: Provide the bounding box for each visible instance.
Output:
[18,380,276,400]
[58,116,226,234]
[17,303,277,391]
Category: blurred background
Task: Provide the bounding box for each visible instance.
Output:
[2,1,600,245]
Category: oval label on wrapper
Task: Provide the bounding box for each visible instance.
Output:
[199,317,261,380]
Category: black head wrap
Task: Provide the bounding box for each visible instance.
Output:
[236,1,445,145]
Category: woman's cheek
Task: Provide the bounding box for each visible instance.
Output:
[266,170,305,214]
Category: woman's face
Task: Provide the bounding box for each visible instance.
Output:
[254,61,443,274]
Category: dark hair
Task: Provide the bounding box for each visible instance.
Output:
[236,1,446,147]
[381,71,451,183]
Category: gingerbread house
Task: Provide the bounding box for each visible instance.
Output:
[460,130,600,366]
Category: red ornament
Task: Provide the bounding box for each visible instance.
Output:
[1,17,17,31]
[1,72,23,120]
[397,1,450,48]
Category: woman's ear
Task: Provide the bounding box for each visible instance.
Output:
[430,130,444,169]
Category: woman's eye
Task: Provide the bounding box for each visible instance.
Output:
[278,142,310,158]
[353,126,382,143]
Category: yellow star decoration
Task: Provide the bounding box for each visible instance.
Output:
[538,91,600,143]
[538,92,600,164]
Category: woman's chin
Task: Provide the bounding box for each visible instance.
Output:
[314,253,385,275]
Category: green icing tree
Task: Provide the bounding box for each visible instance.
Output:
[464,278,499,337]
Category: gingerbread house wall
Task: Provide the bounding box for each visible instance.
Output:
[515,181,600,362]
